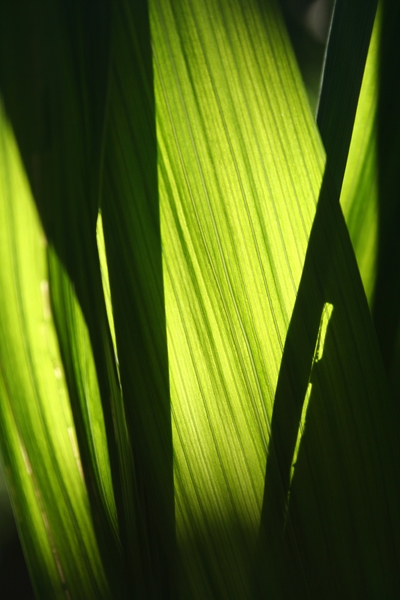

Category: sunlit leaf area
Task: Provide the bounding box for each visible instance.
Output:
[1,0,400,597]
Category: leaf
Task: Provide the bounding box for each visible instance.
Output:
[337,0,400,397]
[340,5,380,304]
[0,2,133,596]
[259,170,400,596]
[371,0,400,389]
[0,99,110,600]
[316,0,377,189]
[149,0,324,594]
[101,1,176,595]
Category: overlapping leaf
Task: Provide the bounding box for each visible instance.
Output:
[0,101,110,599]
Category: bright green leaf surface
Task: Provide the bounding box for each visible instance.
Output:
[0,101,109,599]
[3,2,147,593]
[149,0,324,594]
[341,6,380,304]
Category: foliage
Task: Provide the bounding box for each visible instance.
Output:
[0,0,399,597]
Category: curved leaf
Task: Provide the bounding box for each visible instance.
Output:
[0,100,110,599]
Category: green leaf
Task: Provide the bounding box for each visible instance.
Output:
[371,0,400,389]
[0,3,134,596]
[149,0,323,594]
[317,0,377,190]
[338,0,400,397]
[258,171,400,596]
[101,1,176,595]
[0,99,110,600]
[340,5,380,304]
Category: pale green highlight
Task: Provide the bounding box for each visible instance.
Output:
[96,212,118,357]
[0,99,110,598]
[340,6,381,304]
[289,302,334,486]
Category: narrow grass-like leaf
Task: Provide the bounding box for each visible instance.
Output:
[338,0,400,397]
[340,6,380,303]
[317,0,377,190]
[101,1,176,595]
[259,171,400,596]
[0,100,110,599]
[0,3,135,595]
[372,0,400,390]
